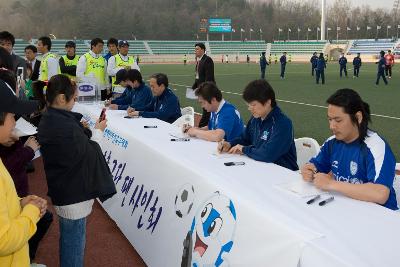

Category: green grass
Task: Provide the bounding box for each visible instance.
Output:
[139,62,400,159]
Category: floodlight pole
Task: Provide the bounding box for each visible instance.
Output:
[321,0,326,41]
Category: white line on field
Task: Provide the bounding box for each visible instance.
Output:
[169,82,400,120]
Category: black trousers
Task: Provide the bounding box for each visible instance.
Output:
[376,71,388,85]
[311,66,316,76]
[353,67,360,77]
[385,65,392,77]
[261,68,266,79]
[340,65,347,77]
[29,210,53,260]
[280,64,286,78]
[316,69,325,84]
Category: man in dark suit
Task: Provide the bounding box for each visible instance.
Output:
[24,45,41,81]
[192,42,215,127]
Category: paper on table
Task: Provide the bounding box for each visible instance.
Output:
[186,87,197,99]
[169,132,186,139]
[14,118,37,137]
[211,152,236,159]
[277,180,327,198]
[33,150,41,160]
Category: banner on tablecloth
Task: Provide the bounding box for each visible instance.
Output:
[76,103,320,267]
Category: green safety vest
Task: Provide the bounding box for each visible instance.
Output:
[61,55,80,79]
[111,54,134,85]
[84,52,107,86]
[39,52,58,81]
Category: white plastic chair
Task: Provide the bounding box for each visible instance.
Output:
[295,137,321,168]
[394,163,400,209]
[172,106,195,128]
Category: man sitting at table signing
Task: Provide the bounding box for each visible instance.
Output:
[301,89,398,210]
[218,79,298,171]
[183,82,244,142]
[107,69,153,111]
[127,73,182,123]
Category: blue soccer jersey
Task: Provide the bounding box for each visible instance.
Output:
[310,131,398,210]
[208,100,244,142]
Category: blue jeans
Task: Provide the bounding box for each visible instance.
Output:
[59,216,87,267]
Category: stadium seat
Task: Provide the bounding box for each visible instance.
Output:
[172,106,195,128]
[294,137,320,168]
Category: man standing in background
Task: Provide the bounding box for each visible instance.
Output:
[353,53,362,78]
[339,53,348,78]
[107,40,140,95]
[0,31,27,77]
[103,38,118,63]
[259,52,268,79]
[37,36,59,82]
[24,45,40,81]
[310,52,318,76]
[192,42,215,127]
[77,38,109,100]
[59,41,79,80]
[280,52,287,79]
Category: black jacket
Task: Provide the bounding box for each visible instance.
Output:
[37,107,116,206]
[31,59,41,81]
[192,54,215,89]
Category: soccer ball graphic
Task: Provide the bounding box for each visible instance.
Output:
[175,184,195,218]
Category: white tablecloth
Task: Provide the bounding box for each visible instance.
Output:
[75,103,400,267]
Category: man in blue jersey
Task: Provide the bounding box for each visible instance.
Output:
[218,79,298,171]
[183,82,244,142]
[301,89,397,210]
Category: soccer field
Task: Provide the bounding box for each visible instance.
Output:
[139,62,400,159]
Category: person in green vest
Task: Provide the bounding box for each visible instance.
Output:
[37,36,59,82]
[59,41,79,81]
[76,38,109,100]
[107,40,140,96]
[268,54,272,65]
[274,54,278,64]
[325,54,329,63]
[288,54,292,63]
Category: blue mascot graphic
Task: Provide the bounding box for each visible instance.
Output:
[181,191,237,267]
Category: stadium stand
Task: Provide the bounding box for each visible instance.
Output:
[348,39,396,55]
[208,41,267,54]
[13,39,268,57]
[146,40,199,55]
[270,41,327,54]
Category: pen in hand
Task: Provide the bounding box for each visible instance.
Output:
[218,139,225,153]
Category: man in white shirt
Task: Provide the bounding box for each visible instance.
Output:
[37,36,59,82]
[107,40,140,94]
[76,38,109,100]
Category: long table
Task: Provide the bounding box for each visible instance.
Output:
[75,102,400,267]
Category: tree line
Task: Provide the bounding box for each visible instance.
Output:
[0,0,398,41]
